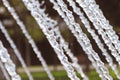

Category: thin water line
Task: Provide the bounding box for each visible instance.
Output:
[28,0,88,79]
[0,61,10,80]
[2,0,54,80]
[22,0,80,80]
[66,0,120,79]
[75,0,120,65]
[50,0,112,79]
[0,21,33,80]
[0,40,21,80]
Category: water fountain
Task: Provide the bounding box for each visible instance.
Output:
[21,0,88,79]
[76,0,120,64]
[0,0,120,80]
[0,20,33,80]
[67,0,120,78]
[0,41,21,80]
[2,0,54,80]
[22,0,80,80]
[49,0,112,79]
[0,61,10,80]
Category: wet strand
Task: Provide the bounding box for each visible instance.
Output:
[2,0,54,80]
[66,0,120,79]
[49,0,112,79]
[43,16,88,79]
[53,27,88,80]
[22,0,80,80]
[1,0,119,80]
[0,21,33,80]
[75,0,120,65]
[0,41,21,80]
[0,61,10,80]
[29,0,88,79]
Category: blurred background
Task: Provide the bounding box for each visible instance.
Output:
[0,0,120,79]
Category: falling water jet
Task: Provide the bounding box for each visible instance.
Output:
[50,13,88,80]
[0,41,21,80]
[53,27,88,80]
[0,0,120,80]
[83,0,120,54]
[0,61,10,80]
[22,0,80,80]
[49,0,112,79]
[0,21,33,80]
[41,12,88,79]
[66,0,120,79]
[26,0,88,79]
[2,0,54,80]
[75,0,120,65]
